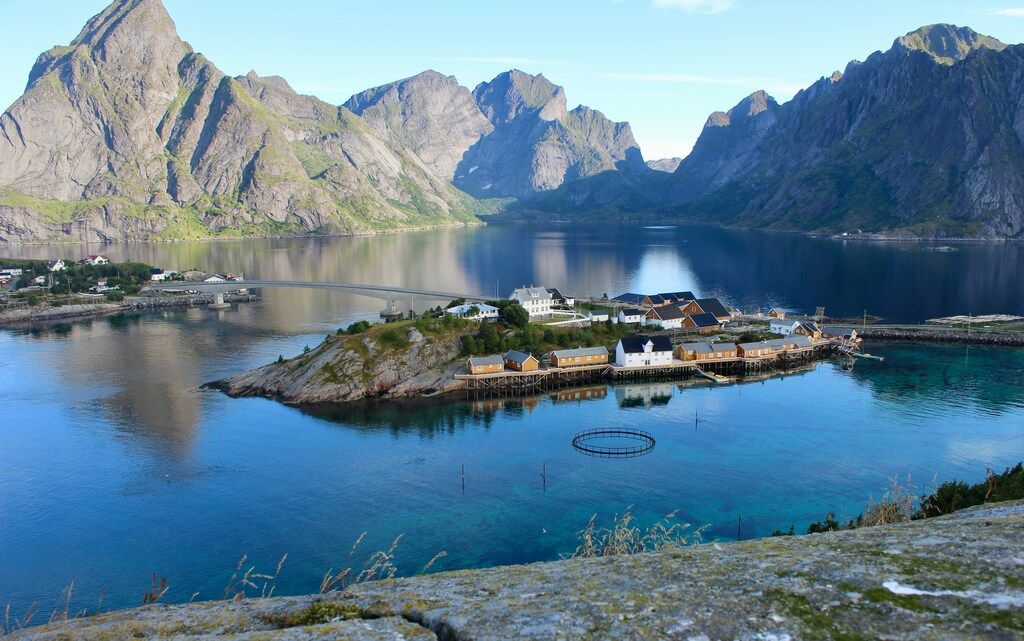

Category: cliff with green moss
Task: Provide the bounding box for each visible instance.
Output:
[10,501,1023,640]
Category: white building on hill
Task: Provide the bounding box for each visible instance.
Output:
[509,286,553,317]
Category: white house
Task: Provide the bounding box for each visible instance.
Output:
[547,288,574,307]
[47,259,66,272]
[204,275,227,283]
[644,305,685,330]
[91,278,117,293]
[769,319,800,335]
[615,336,674,368]
[617,308,644,325]
[509,286,553,317]
[82,255,110,265]
[149,269,179,282]
[33,275,47,285]
[447,303,499,320]
[587,310,610,323]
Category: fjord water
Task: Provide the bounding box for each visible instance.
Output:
[2,224,1024,615]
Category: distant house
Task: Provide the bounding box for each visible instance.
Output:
[677,341,737,361]
[448,303,499,320]
[792,321,822,340]
[645,304,685,329]
[90,278,116,293]
[149,269,179,282]
[0,267,23,279]
[550,346,609,368]
[204,275,227,283]
[822,326,859,341]
[738,336,813,358]
[33,275,47,285]
[694,298,731,321]
[47,259,65,272]
[676,342,715,361]
[768,308,787,319]
[683,312,721,333]
[587,310,610,323]
[467,355,504,375]
[615,336,674,367]
[612,293,666,307]
[657,291,696,304]
[509,286,553,317]
[547,288,574,307]
[617,308,644,325]
[82,255,109,265]
[769,319,800,335]
[504,350,540,372]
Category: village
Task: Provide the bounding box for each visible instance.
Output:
[455,286,861,394]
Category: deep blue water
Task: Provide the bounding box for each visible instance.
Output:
[1,225,1023,618]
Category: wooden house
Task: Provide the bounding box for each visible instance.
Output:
[768,308,787,319]
[792,321,822,340]
[467,355,504,375]
[683,312,720,333]
[710,342,738,358]
[822,326,859,342]
[617,308,645,325]
[676,342,714,361]
[657,291,696,304]
[694,298,731,321]
[550,346,609,368]
[504,350,540,372]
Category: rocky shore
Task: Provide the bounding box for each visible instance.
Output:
[206,322,474,404]
[0,293,260,325]
[860,326,1024,346]
[10,501,1024,640]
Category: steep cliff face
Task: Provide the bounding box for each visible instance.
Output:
[671,25,1024,238]
[455,70,646,199]
[0,0,480,243]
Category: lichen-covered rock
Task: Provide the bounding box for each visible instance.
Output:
[208,322,472,404]
[10,502,1024,640]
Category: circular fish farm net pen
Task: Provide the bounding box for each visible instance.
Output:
[571,428,656,458]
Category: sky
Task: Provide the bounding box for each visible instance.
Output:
[2,0,1024,160]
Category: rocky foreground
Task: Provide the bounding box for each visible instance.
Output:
[11,501,1024,640]
[208,321,473,404]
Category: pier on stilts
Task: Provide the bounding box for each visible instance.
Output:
[458,342,841,398]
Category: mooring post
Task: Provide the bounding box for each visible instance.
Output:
[461,462,465,493]
[737,514,742,540]
[540,461,547,492]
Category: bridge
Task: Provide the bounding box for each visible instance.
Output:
[144,279,493,311]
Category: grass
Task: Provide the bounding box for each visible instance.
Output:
[566,507,705,559]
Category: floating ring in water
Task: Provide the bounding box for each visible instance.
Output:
[571,428,655,458]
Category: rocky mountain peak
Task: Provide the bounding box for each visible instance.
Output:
[704,90,778,128]
[894,24,1006,65]
[473,70,568,124]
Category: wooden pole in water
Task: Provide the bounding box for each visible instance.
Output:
[737,514,742,540]
[461,462,465,493]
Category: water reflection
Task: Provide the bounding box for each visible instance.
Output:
[8,224,1023,323]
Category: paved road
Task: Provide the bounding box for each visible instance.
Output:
[145,279,491,302]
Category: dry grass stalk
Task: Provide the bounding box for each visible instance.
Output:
[566,507,706,559]
[418,551,448,575]
[862,475,917,526]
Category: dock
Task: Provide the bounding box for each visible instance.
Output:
[458,342,837,397]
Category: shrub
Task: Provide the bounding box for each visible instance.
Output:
[104,291,125,302]
[346,321,371,334]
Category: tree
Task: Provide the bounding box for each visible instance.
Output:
[500,301,529,330]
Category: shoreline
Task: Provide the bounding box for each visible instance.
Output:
[859,326,1024,346]
[0,293,260,327]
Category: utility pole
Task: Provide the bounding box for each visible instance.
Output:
[862,309,867,332]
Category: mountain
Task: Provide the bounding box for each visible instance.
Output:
[0,0,641,244]
[667,24,1024,238]
[647,158,682,173]
[347,68,645,200]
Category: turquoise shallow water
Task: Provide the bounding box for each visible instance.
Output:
[1,225,1023,616]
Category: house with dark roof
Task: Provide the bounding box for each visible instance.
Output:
[694,297,731,321]
[615,336,674,367]
[617,308,645,325]
[645,304,686,329]
[683,312,721,333]
[546,288,574,307]
[822,326,859,341]
[657,291,696,304]
[467,355,504,375]
[503,350,540,372]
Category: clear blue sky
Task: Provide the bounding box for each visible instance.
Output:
[2,0,1023,160]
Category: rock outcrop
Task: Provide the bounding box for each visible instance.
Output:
[208,322,473,404]
[646,157,682,173]
[666,24,1024,238]
[10,501,1024,639]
